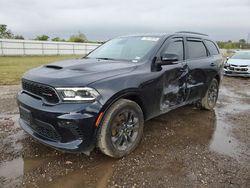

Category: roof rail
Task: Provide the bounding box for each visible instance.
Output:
[176,31,208,36]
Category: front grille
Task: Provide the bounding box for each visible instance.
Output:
[22,79,60,104]
[226,65,249,73]
[231,64,248,67]
[30,119,61,141]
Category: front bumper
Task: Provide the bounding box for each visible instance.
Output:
[17,91,103,153]
[223,67,250,77]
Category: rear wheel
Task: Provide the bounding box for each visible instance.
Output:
[97,99,144,158]
[200,78,219,110]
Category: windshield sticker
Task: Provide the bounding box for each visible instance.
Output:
[141,37,159,41]
[135,56,141,60]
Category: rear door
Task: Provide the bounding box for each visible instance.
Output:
[185,38,211,102]
[158,37,189,111]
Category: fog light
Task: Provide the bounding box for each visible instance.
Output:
[58,120,75,127]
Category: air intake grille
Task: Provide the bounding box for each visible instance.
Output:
[31,119,61,141]
[22,79,60,104]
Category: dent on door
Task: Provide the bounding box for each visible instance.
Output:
[185,59,209,101]
[160,65,189,110]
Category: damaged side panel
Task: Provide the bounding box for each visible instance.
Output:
[160,63,189,111]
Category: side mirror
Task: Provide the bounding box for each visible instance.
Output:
[158,53,179,66]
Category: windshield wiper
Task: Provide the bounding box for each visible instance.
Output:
[96,57,116,61]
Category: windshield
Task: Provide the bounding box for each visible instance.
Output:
[87,36,160,62]
[231,51,250,60]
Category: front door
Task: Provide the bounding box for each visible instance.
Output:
[158,37,189,111]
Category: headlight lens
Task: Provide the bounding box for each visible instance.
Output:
[56,87,100,102]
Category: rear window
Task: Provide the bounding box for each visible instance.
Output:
[205,40,219,55]
[187,40,207,59]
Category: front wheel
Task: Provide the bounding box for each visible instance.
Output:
[200,78,219,110]
[97,99,144,158]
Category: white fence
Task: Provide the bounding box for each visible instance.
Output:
[0,39,101,56]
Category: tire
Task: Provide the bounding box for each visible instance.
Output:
[201,78,219,110]
[97,99,144,158]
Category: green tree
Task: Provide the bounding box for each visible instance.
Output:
[0,24,25,39]
[34,35,50,41]
[238,39,247,49]
[69,32,87,43]
[224,43,234,49]
[239,39,246,44]
[217,40,250,49]
[0,24,14,39]
[14,35,24,40]
[52,37,65,42]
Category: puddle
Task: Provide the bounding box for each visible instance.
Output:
[209,85,250,160]
[209,116,241,159]
[0,158,24,179]
[40,159,114,188]
[0,156,54,188]
[219,86,243,99]
[0,153,114,188]
[0,156,50,178]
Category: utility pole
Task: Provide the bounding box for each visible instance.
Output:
[247,33,250,44]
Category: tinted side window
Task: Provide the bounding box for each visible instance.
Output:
[187,40,207,59]
[205,40,219,55]
[162,41,184,60]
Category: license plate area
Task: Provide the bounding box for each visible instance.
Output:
[225,71,232,74]
[20,106,32,125]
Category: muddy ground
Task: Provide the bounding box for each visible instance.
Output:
[0,77,250,188]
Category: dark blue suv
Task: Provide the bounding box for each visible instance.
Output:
[17,31,223,158]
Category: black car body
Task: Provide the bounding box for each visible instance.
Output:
[17,31,223,156]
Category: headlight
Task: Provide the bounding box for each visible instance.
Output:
[56,87,100,102]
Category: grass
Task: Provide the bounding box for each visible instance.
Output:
[0,56,81,85]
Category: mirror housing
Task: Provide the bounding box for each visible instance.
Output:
[157,53,179,66]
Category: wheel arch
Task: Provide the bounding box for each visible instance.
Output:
[214,74,221,85]
[201,74,221,99]
[99,90,147,122]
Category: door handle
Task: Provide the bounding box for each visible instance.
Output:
[210,63,215,67]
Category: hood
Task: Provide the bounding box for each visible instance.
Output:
[23,58,137,87]
[227,58,250,66]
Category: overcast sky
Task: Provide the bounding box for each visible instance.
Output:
[1,0,250,41]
